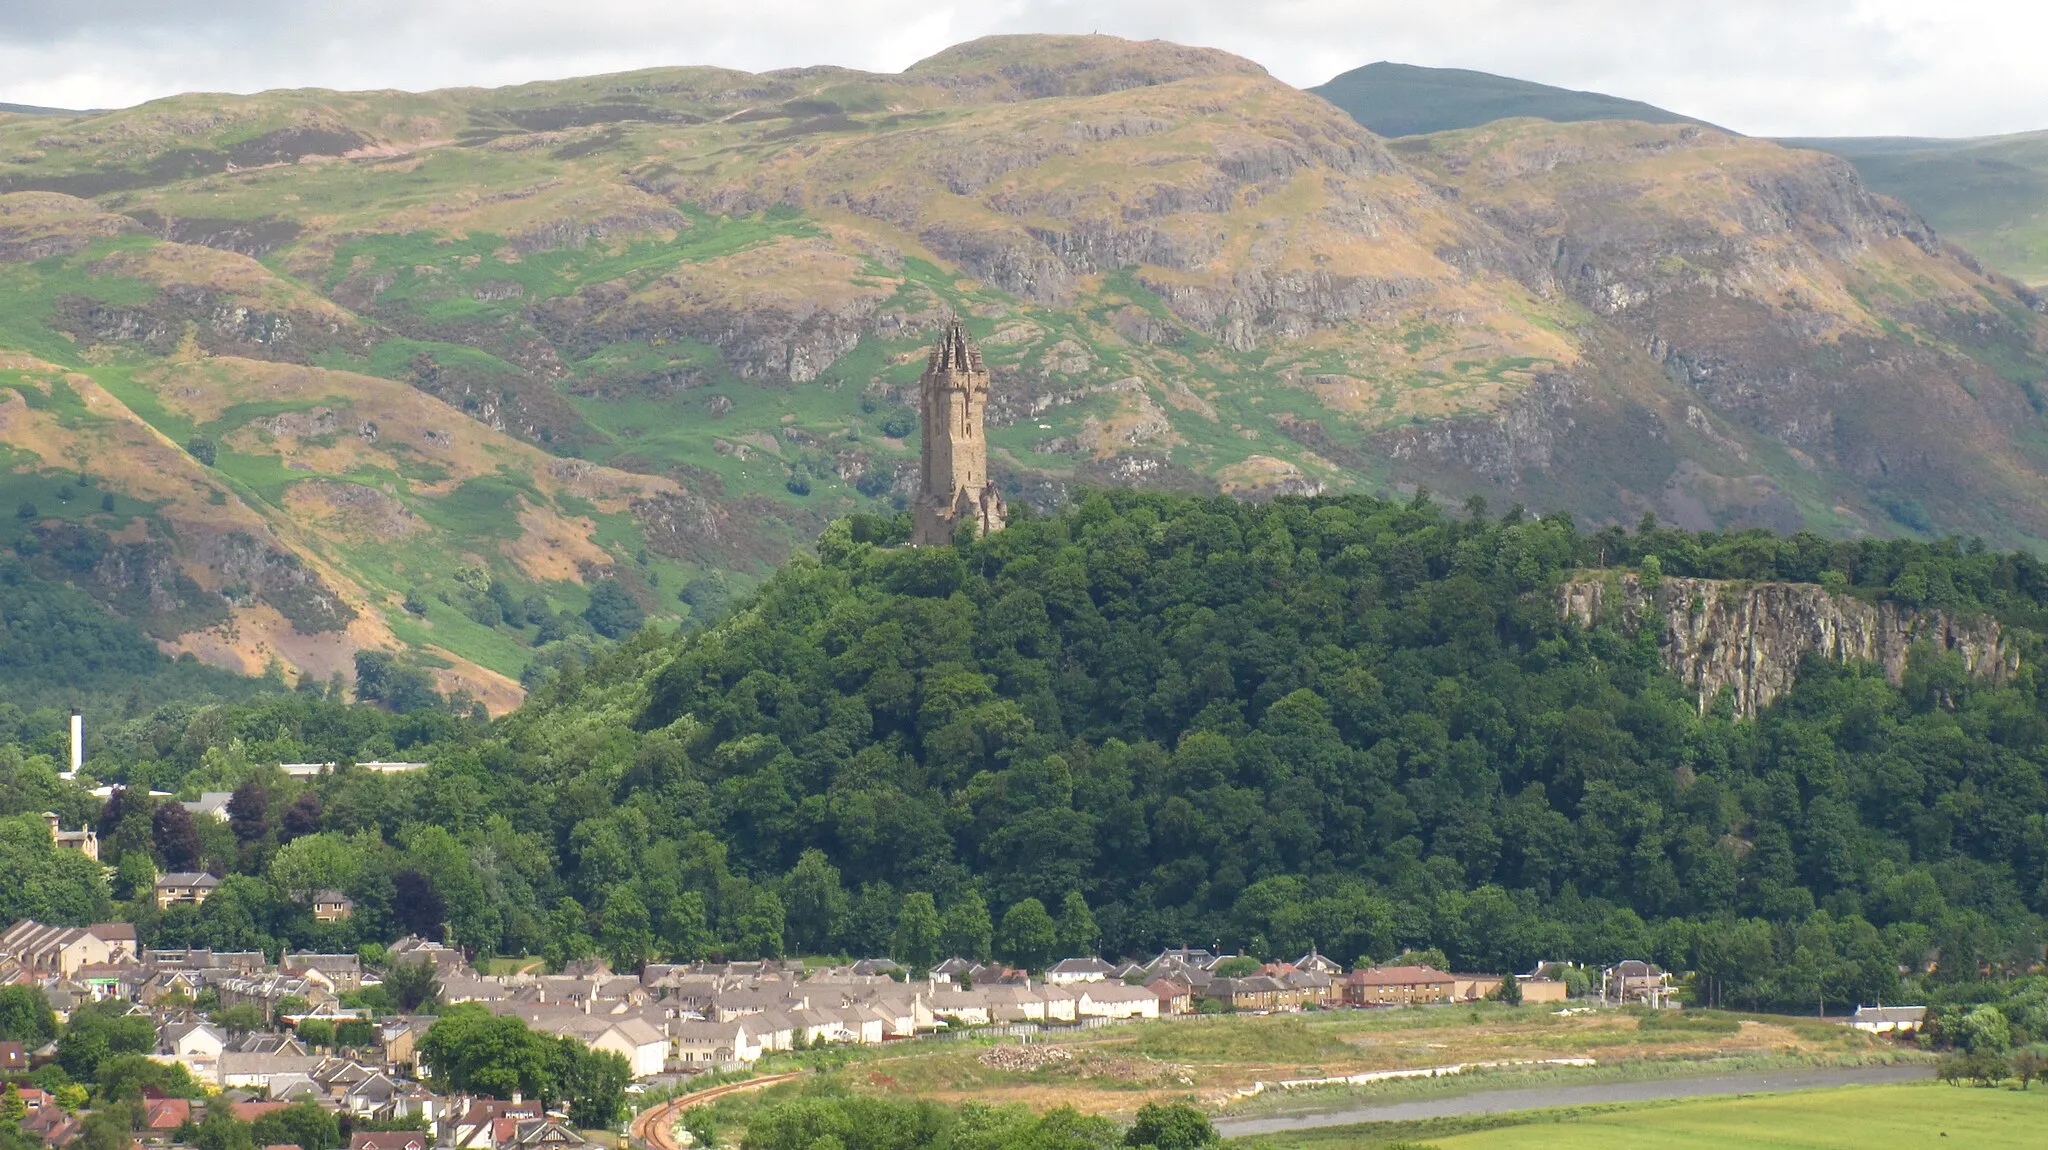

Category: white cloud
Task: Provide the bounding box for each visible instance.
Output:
[0,0,2041,136]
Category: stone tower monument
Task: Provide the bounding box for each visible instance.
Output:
[912,318,1007,546]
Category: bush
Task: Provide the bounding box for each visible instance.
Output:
[185,438,217,466]
[582,580,644,639]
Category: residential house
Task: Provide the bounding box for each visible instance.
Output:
[1045,957,1116,986]
[0,1042,24,1073]
[1850,1005,1926,1034]
[1147,978,1194,1015]
[282,953,364,991]
[219,1051,323,1091]
[43,812,98,861]
[141,1097,191,1138]
[1344,965,1458,1007]
[1293,949,1344,977]
[350,1133,429,1150]
[155,1019,228,1081]
[1077,983,1160,1020]
[182,792,234,822]
[1518,977,1570,1003]
[448,1098,544,1150]
[1603,960,1671,1008]
[0,919,137,975]
[671,1019,762,1066]
[156,872,222,909]
[929,957,974,985]
[21,1100,79,1145]
[1451,974,1505,1002]
[311,892,356,923]
[1203,976,1293,1012]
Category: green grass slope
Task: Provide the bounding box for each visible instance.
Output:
[1309,61,1711,138]
[1785,131,2048,286]
[1419,1082,2048,1150]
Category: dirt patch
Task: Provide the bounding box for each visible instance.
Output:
[284,480,423,540]
[501,499,608,583]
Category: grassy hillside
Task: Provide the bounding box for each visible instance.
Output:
[1310,62,1709,138]
[0,35,2045,701]
[1786,131,2048,286]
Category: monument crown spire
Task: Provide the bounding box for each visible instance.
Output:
[912,317,1006,546]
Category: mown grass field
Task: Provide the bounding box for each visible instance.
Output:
[1232,1082,2048,1149]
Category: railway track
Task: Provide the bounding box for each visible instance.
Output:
[629,1071,805,1149]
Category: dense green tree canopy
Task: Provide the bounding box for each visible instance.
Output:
[3,492,2047,1015]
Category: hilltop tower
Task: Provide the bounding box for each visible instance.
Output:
[912,319,1007,546]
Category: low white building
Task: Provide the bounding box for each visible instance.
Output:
[1045,957,1115,985]
[1850,1005,1926,1034]
[1078,983,1160,1020]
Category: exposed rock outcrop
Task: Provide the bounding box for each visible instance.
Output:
[1560,572,2018,717]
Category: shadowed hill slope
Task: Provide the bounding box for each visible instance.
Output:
[1310,61,1711,139]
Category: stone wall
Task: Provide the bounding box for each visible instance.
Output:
[1559,572,2019,717]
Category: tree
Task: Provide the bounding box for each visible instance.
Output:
[1055,891,1100,957]
[598,887,654,973]
[555,1039,631,1128]
[74,1105,144,1150]
[0,985,56,1046]
[151,802,203,871]
[94,1054,198,1102]
[251,1101,340,1150]
[543,898,597,972]
[418,1007,559,1103]
[227,777,269,844]
[942,890,993,963]
[1956,1004,2013,1054]
[280,792,323,842]
[213,1005,266,1035]
[1210,956,1261,978]
[2013,1046,2048,1090]
[997,898,1057,971]
[384,958,442,1014]
[582,580,644,640]
[891,892,942,971]
[732,888,786,959]
[185,438,218,467]
[391,868,446,940]
[55,1002,155,1080]
[781,849,848,955]
[1490,976,1524,1006]
[1124,1102,1219,1149]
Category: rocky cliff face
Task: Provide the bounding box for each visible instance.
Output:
[1560,572,2019,717]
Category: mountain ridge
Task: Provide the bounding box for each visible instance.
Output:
[0,34,2044,704]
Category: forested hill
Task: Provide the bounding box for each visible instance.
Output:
[11,491,2048,1011]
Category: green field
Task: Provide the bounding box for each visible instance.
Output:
[1236,1083,2048,1149]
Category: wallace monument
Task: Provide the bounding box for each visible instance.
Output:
[911,319,1008,546]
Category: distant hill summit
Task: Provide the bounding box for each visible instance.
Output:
[1310,61,1711,138]
[1783,131,2048,286]
[0,102,90,117]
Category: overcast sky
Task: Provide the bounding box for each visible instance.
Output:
[2,0,2043,137]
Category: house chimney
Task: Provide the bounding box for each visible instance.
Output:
[68,711,82,775]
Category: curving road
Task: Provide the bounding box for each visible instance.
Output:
[629,1072,806,1150]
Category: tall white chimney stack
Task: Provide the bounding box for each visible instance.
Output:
[69,711,83,775]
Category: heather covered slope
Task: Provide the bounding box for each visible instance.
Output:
[2,34,2047,699]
